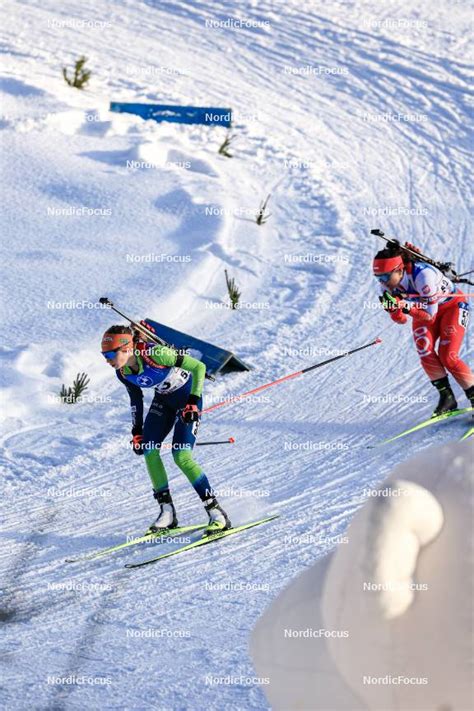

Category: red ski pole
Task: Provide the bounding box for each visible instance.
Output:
[202,338,382,414]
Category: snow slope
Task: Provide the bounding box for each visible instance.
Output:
[0,0,472,709]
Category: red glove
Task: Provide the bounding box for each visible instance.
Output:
[404,242,422,254]
[131,433,145,455]
[389,309,408,324]
[181,395,200,423]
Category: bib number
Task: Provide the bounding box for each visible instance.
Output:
[155,368,190,394]
[458,302,469,328]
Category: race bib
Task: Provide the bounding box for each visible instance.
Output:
[154,368,191,394]
[458,302,469,328]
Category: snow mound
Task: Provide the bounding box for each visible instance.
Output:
[251,439,473,711]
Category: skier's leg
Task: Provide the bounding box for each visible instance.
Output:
[143,398,178,531]
[171,404,213,501]
[172,400,231,533]
[142,398,175,493]
[437,300,474,399]
[412,318,444,381]
[412,317,458,415]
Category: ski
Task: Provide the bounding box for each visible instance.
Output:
[65,524,206,563]
[459,426,474,441]
[369,407,473,448]
[124,514,280,569]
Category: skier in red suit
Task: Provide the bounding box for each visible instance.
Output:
[373,242,474,416]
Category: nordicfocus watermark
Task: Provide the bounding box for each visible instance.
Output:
[284,254,349,265]
[204,394,271,406]
[47,582,113,593]
[284,441,349,452]
[283,158,315,170]
[123,346,189,358]
[364,18,428,30]
[360,111,428,123]
[209,486,270,498]
[156,203,262,218]
[206,301,270,311]
[225,111,261,124]
[281,346,347,358]
[203,206,265,217]
[126,628,190,639]
[126,160,191,170]
[283,65,349,76]
[363,299,429,311]
[364,300,387,310]
[46,206,112,216]
[125,253,192,263]
[284,533,349,546]
[48,394,112,405]
[363,581,428,592]
[46,300,110,310]
[284,628,349,639]
[361,487,409,498]
[124,66,189,77]
[47,487,112,499]
[204,17,270,30]
[362,206,428,216]
[117,440,196,454]
[205,675,270,687]
[202,111,261,125]
[205,581,270,592]
[363,675,428,685]
[126,533,193,545]
[47,19,112,29]
[47,675,112,686]
[363,394,428,404]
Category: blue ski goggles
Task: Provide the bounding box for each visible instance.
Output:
[102,347,123,360]
[376,272,393,284]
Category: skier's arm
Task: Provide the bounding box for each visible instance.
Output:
[116,370,144,434]
[405,269,440,323]
[379,291,408,324]
[149,345,206,397]
[404,302,436,323]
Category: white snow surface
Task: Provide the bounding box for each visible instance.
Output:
[0,0,472,709]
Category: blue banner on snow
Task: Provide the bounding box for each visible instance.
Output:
[110,102,232,127]
[144,318,251,376]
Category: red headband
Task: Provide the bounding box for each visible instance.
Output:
[101,332,133,352]
[373,255,404,275]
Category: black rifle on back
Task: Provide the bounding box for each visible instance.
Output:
[371,229,474,286]
[99,297,215,381]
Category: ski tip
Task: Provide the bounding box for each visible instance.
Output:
[229,437,235,443]
[375,337,382,344]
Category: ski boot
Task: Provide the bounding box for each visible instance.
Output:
[431,377,458,417]
[464,384,474,418]
[146,489,178,535]
[203,497,231,537]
